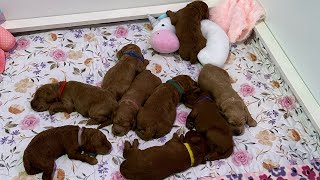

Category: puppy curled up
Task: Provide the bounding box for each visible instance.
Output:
[198,64,257,135]
[167,1,209,64]
[120,130,208,180]
[136,75,197,140]
[31,81,118,125]
[101,44,149,100]
[99,70,161,135]
[183,87,233,161]
[23,125,111,180]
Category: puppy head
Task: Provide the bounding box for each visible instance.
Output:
[82,128,112,155]
[206,129,233,154]
[135,120,155,141]
[31,83,60,112]
[187,1,209,19]
[220,101,246,136]
[112,105,136,136]
[184,130,208,165]
[117,44,143,59]
[172,75,197,93]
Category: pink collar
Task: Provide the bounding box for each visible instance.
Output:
[78,127,84,146]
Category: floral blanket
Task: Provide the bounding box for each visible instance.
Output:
[0,20,319,180]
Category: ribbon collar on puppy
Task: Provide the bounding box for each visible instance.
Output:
[166,79,184,97]
[59,81,67,99]
[184,143,195,166]
[124,52,144,62]
[78,127,85,146]
[193,95,213,104]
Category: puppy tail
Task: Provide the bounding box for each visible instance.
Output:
[23,155,41,175]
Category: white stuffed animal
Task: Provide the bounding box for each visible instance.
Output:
[148,14,179,54]
[197,20,230,67]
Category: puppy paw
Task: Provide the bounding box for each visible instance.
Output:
[186,121,195,130]
[86,119,100,125]
[88,157,98,165]
[48,109,56,115]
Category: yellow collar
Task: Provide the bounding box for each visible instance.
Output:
[184,143,195,166]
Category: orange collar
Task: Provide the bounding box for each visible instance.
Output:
[59,81,67,98]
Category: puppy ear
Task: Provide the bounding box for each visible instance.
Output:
[166,10,178,25]
[116,49,124,59]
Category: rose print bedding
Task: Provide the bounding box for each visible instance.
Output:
[0,20,319,180]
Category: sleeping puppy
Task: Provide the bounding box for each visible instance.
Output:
[101,44,149,100]
[120,130,208,180]
[183,88,233,161]
[23,125,111,180]
[136,75,197,140]
[167,1,209,64]
[198,64,257,135]
[31,81,117,125]
[105,70,162,135]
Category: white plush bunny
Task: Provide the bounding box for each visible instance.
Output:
[198,20,230,67]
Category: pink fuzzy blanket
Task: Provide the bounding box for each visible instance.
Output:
[210,0,265,43]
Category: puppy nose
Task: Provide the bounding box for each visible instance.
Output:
[233,130,242,136]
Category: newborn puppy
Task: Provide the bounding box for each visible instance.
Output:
[120,130,208,180]
[198,64,257,135]
[102,44,149,100]
[183,88,233,161]
[23,125,111,180]
[167,1,209,64]
[31,81,117,125]
[100,70,161,135]
[136,75,197,140]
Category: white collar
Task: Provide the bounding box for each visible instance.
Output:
[78,127,84,146]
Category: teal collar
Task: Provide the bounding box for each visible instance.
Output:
[157,13,168,21]
[166,79,184,96]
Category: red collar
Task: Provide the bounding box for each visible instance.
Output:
[59,81,67,98]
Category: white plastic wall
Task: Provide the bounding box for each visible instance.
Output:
[0,0,188,20]
[259,0,320,104]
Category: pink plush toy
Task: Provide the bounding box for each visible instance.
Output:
[209,0,265,43]
[148,13,180,54]
[0,21,16,73]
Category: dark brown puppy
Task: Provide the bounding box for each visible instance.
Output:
[184,88,233,161]
[23,125,111,180]
[101,44,149,100]
[31,81,117,125]
[136,75,197,140]
[120,130,208,180]
[167,1,209,64]
[104,70,162,135]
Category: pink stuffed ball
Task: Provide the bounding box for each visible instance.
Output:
[150,29,179,54]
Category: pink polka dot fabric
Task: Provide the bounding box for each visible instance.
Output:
[0,26,16,51]
[0,48,5,73]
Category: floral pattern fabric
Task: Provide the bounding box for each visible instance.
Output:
[0,21,319,180]
[210,162,320,180]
